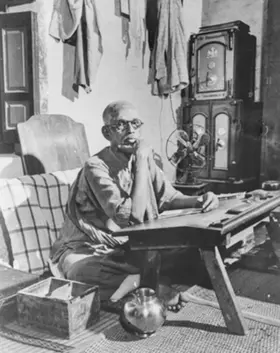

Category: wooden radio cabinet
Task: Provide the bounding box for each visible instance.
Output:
[182,99,262,192]
[179,21,262,193]
[188,21,256,102]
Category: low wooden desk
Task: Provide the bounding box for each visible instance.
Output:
[114,193,280,335]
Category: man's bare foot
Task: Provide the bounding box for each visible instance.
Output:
[158,284,185,312]
[101,284,185,314]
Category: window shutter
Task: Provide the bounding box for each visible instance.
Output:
[0,11,37,150]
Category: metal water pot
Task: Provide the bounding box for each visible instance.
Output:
[120,287,167,338]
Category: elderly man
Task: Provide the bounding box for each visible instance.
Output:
[50,100,219,310]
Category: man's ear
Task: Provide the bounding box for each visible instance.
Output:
[101,125,111,141]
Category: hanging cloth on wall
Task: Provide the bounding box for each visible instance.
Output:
[148,0,189,97]
[114,0,146,63]
[49,0,103,94]
[114,0,131,59]
[129,0,146,59]
[146,0,158,52]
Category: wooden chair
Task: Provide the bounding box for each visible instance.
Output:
[17,114,90,175]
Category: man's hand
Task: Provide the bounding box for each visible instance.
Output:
[197,192,219,212]
[118,139,153,161]
[134,140,153,160]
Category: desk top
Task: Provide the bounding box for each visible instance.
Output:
[113,192,280,249]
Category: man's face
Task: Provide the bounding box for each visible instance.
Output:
[106,108,143,153]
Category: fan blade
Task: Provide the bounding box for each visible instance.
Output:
[195,150,207,159]
[192,151,206,168]
[170,149,188,165]
[192,133,210,150]
[201,133,210,145]
[178,130,190,141]
[176,132,190,149]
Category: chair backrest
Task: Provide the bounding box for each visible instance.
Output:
[17,114,90,175]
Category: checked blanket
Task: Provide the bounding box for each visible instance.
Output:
[0,169,80,275]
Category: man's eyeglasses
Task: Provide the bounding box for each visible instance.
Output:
[108,119,143,132]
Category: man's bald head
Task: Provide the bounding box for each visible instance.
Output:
[102,101,139,125]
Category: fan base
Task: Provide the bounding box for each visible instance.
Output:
[185,180,204,186]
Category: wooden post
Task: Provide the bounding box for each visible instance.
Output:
[201,246,247,335]
[140,250,161,295]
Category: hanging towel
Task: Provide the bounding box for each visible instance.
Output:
[148,0,189,96]
[49,0,103,93]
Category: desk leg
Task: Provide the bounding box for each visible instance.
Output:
[140,250,161,295]
[200,246,247,335]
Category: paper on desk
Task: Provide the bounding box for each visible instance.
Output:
[159,208,202,219]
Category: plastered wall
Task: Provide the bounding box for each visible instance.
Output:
[1,0,203,180]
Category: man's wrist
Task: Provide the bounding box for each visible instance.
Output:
[195,195,204,208]
[135,153,148,163]
[134,155,149,172]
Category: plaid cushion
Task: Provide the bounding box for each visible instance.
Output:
[0,168,80,275]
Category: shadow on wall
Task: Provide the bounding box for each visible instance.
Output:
[62,43,79,102]
[0,156,24,178]
[21,155,46,175]
[153,152,163,170]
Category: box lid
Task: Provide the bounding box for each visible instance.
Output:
[198,21,250,35]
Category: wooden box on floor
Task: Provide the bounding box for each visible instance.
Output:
[17,277,100,339]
